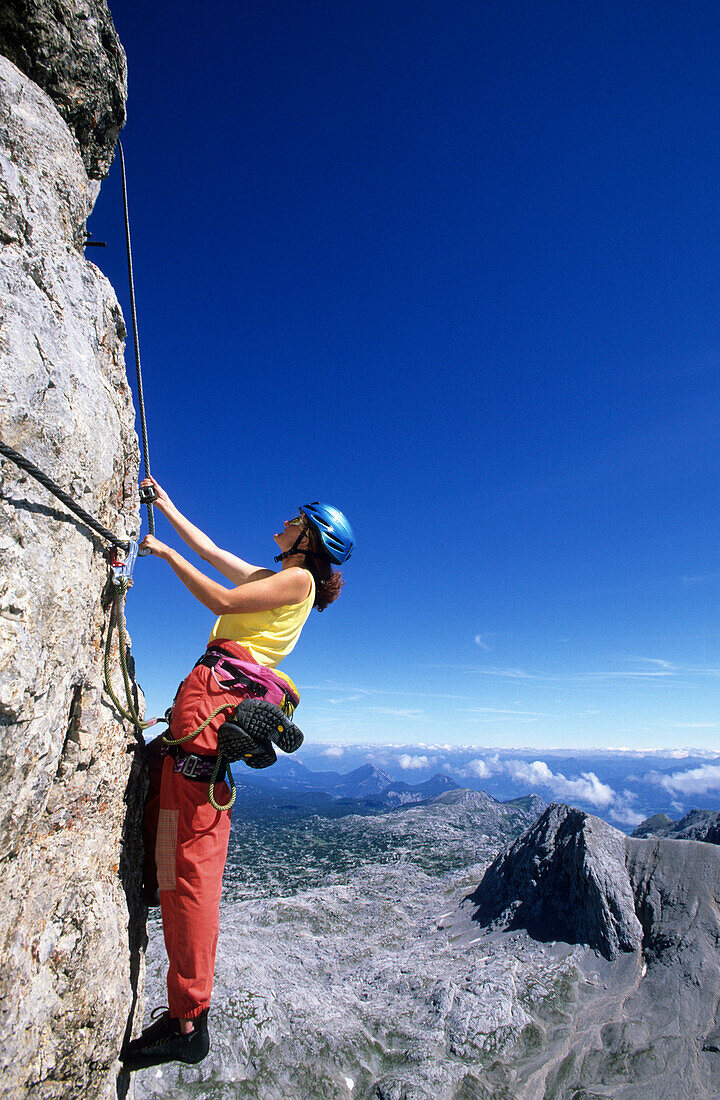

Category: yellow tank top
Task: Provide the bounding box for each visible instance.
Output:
[208,572,315,669]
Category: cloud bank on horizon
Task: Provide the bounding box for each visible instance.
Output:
[303,743,720,829]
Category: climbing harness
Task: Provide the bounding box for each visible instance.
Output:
[159,647,304,812]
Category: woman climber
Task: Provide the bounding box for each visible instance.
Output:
[121,478,354,1071]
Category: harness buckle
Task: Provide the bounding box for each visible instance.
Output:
[183,754,199,778]
[110,539,139,584]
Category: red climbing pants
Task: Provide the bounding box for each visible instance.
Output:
[143,640,297,1020]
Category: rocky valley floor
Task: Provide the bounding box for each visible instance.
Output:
[131,791,720,1099]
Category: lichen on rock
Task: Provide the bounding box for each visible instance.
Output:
[0,5,146,1096]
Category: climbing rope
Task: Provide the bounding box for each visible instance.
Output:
[161,707,233,746]
[117,140,155,536]
[209,756,236,813]
[3,152,239,810]
[103,577,162,732]
[103,577,238,806]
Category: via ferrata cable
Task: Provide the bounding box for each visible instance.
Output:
[0,439,154,730]
[0,439,130,551]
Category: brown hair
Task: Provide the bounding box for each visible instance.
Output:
[302,527,344,611]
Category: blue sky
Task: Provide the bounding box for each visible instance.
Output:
[90,0,720,750]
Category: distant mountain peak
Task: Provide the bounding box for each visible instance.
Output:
[632,808,720,844]
[431,788,499,807]
[340,764,395,794]
[350,763,392,780]
[465,803,642,959]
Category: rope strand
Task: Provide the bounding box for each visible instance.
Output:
[103,578,159,731]
[118,140,154,536]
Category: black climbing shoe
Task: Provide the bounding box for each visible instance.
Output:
[218,698,304,769]
[121,1008,209,1071]
[122,1007,174,1054]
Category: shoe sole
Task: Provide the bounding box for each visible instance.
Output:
[235,699,304,753]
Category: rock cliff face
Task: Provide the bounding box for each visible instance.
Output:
[465,802,643,959]
[0,5,145,1097]
[0,0,126,178]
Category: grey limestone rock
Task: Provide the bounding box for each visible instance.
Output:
[0,22,144,1100]
[366,1081,434,1100]
[536,836,720,1098]
[0,0,127,178]
[461,804,720,1096]
[464,802,643,959]
[134,791,720,1099]
[135,794,576,1100]
[627,837,720,1036]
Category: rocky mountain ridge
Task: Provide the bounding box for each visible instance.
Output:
[453,802,720,1096]
[235,756,462,804]
[631,807,720,843]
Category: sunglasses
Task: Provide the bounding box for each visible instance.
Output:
[287,515,304,527]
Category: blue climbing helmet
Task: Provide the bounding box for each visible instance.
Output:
[300,502,354,564]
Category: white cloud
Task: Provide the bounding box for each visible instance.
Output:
[471,667,537,679]
[505,760,615,808]
[629,657,674,669]
[322,746,345,758]
[607,790,645,828]
[397,754,433,770]
[361,707,425,719]
[608,804,646,828]
[467,758,493,778]
[670,723,718,729]
[474,633,491,651]
[654,764,720,796]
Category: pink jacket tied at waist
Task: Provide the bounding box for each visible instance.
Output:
[205,642,300,709]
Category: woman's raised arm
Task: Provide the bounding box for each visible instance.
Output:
[139,534,312,614]
[141,477,271,584]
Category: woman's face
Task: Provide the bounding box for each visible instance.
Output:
[273,515,308,552]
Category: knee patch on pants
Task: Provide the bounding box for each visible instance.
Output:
[156,808,179,891]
